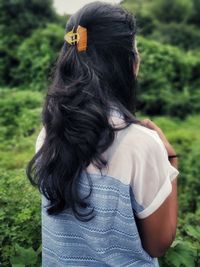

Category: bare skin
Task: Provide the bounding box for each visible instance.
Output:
[134,118,178,257]
[133,39,140,78]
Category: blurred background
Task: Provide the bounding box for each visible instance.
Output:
[0,0,200,266]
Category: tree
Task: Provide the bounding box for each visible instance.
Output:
[13,23,64,90]
[0,0,58,85]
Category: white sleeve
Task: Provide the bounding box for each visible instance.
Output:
[35,127,46,153]
[130,129,179,219]
[152,131,180,182]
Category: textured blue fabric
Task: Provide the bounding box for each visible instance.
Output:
[42,171,160,267]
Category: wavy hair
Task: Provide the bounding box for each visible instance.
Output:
[26,1,141,222]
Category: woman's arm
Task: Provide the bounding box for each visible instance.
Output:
[135,119,179,257]
[135,177,178,257]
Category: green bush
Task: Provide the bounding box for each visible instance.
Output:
[188,0,200,26]
[137,37,200,118]
[12,23,64,91]
[0,169,41,267]
[151,0,193,23]
[152,115,200,267]
[0,0,59,86]
[0,89,43,143]
[122,0,200,50]
[0,89,43,266]
[150,23,200,50]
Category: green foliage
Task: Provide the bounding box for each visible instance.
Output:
[122,0,200,50]
[0,0,58,86]
[162,239,197,267]
[0,168,41,266]
[136,12,156,36]
[0,89,43,266]
[151,0,193,23]
[151,115,200,267]
[0,0,56,37]
[10,244,41,267]
[151,23,200,50]
[188,0,200,26]
[137,37,200,118]
[0,89,43,143]
[12,23,64,91]
[0,89,43,171]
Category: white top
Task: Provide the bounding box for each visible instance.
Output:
[36,110,179,220]
[36,108,179,267]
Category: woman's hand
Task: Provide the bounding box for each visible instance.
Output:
[140,118,178,168]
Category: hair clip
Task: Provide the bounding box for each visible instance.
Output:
[64,26,79,45]
[64,25,87,52]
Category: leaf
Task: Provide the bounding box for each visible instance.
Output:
[165,241,196,267]
[10,244,37,266]
[185,225,200,240]
[170,239,182,248]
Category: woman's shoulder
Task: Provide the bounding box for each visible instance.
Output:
[108,107,165,153]
[128,123,161,143]
[117,121,167,157]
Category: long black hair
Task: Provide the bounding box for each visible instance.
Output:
[26,1,141,222]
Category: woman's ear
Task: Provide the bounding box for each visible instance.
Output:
[133,53,140,77]
[133,39,140,77]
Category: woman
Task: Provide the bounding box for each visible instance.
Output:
[27,1,179,266]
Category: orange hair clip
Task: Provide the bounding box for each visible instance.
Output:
[64,25,87,52]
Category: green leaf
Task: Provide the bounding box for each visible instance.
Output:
[165,241,196,267]
[185,225,200,240]
[10,244,37,266]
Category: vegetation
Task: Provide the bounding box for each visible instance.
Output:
[0,0,199,266]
